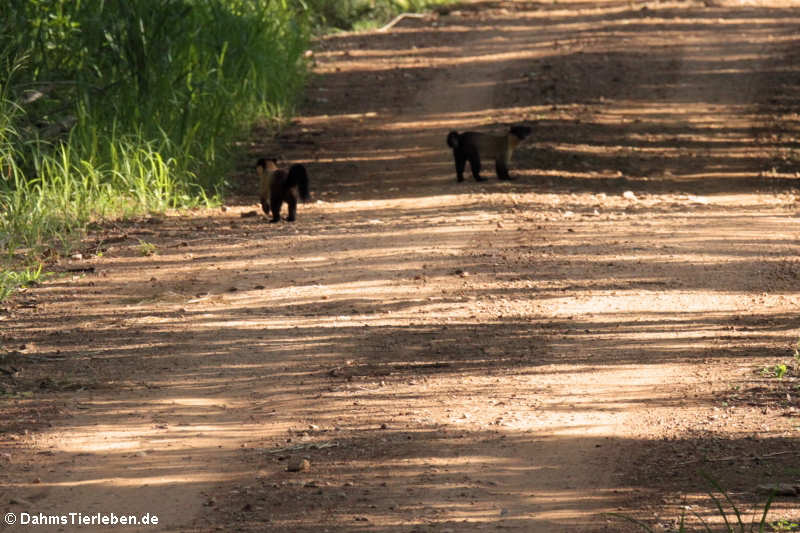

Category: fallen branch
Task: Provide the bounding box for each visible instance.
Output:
[676,450,798,466]
[377,13,427,32]
[265,441,340,454]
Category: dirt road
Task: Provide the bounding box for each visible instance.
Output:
[3,1,800,531]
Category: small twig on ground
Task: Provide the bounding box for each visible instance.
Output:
[266,441,340,454]
[675,450,798,466]
[377,13,427,32]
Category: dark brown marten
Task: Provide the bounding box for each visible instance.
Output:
[446,125,532,182]
[255,158,310,222]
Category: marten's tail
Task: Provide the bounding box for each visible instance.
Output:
[286,164,310,202]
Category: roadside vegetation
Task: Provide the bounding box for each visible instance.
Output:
[0,0,452,301]
[0,0,309,260]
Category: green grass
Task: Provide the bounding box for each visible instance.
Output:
[137,240,157,257]
[607,472,781,533]
[0,266,45,302]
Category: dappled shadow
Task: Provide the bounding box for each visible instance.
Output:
[4,1,800,531]
[207,431,800,532]
[2,190,799,527]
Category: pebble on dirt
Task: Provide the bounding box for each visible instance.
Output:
[287,457,310,472]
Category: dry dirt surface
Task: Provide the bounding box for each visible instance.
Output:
[3,1,800,531]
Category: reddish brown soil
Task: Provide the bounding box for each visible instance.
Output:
[3,1,800,531]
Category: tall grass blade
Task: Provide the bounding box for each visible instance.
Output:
[756,491,774,533]
[700,471,745,532]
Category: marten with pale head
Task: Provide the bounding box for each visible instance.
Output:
[446,125,532,182]
[255,158,310,222]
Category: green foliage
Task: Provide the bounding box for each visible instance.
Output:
[761,364,788,380]
[137,239,157,257]
[771,519,799,532]
[0,265,44,302]
[769,520,800,531]
[0,0,311,258]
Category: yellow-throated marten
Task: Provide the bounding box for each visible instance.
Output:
[256,158,310,222]
[446,125,532,182]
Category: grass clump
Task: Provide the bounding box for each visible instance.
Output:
[607,472,790,532]
[137,240,157,257]
[0,266,44,302]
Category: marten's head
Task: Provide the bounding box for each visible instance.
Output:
[446,131,460,149]
[509,125,532,141]
[255,157,279,177]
